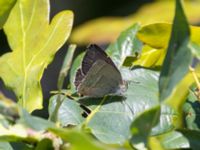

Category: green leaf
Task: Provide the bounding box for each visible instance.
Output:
[79,68,160,144]
[0,0,73,112]
[0,142,13,150]
[19,109,55,131]
[0,124,29,142]
[151,104,177,135]
[10,142,34,150]
[159,0,192,101]
[160,131,190,149]
[189,42,200,60]
[49,128,108,150]
[137,23,171,49]
[48,95,85,126]
[106,23,142,67]
[57,44,76,90]
[183,89,200,130]
[0,93,19,123]
[132,45,166,68]
[130,106,160,150]
[50,44,76,122]
[137,23,200,51]
[0,0,16,29]
[35,139,53,150]
[178,129,200,150]
[70,53,84,92]
[160,129,200,149]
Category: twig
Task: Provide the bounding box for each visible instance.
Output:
[50,44,76,122]
[189,66,200,90]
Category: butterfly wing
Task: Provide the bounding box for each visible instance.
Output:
[81,44,119,75]
[74,68,85,89]
[77,59,123,97]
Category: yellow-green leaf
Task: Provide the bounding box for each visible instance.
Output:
[137,23,200,49]
[132,45,166,68]
[0,0,73,112]
[70,0,200,45]
[0,0,16,29]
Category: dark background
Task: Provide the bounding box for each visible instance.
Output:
[0,0,153,117]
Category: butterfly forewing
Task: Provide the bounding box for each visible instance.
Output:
[82,44,119,75]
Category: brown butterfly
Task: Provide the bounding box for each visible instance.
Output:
[74,44,125,97]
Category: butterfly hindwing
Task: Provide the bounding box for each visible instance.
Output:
[74,68,85,89]
[78,59,122,97]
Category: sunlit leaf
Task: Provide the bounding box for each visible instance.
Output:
[159,0,192,101]
[0,124,28,142]
[137,23,200,50]
[106,23,142,67]
[0,93,19,123]
[0,0,16,29]
[148,137,165,150]
[0,0,73,112]
[70,0,200,45]
[132,45,166,68]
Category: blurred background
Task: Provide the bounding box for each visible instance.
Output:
[0,0,200,117]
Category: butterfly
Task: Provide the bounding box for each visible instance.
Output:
[74,44,125,97]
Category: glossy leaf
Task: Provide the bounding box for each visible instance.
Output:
[159,0,192,101]
[130,106,160,150]
[0,0,16,29]
[70,0,200,45]
[106,23,142,67]
[0,0,73,112]
[48,95,85,126]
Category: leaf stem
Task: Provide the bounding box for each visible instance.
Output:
[50,44,76,122]
[189,66,200,90]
